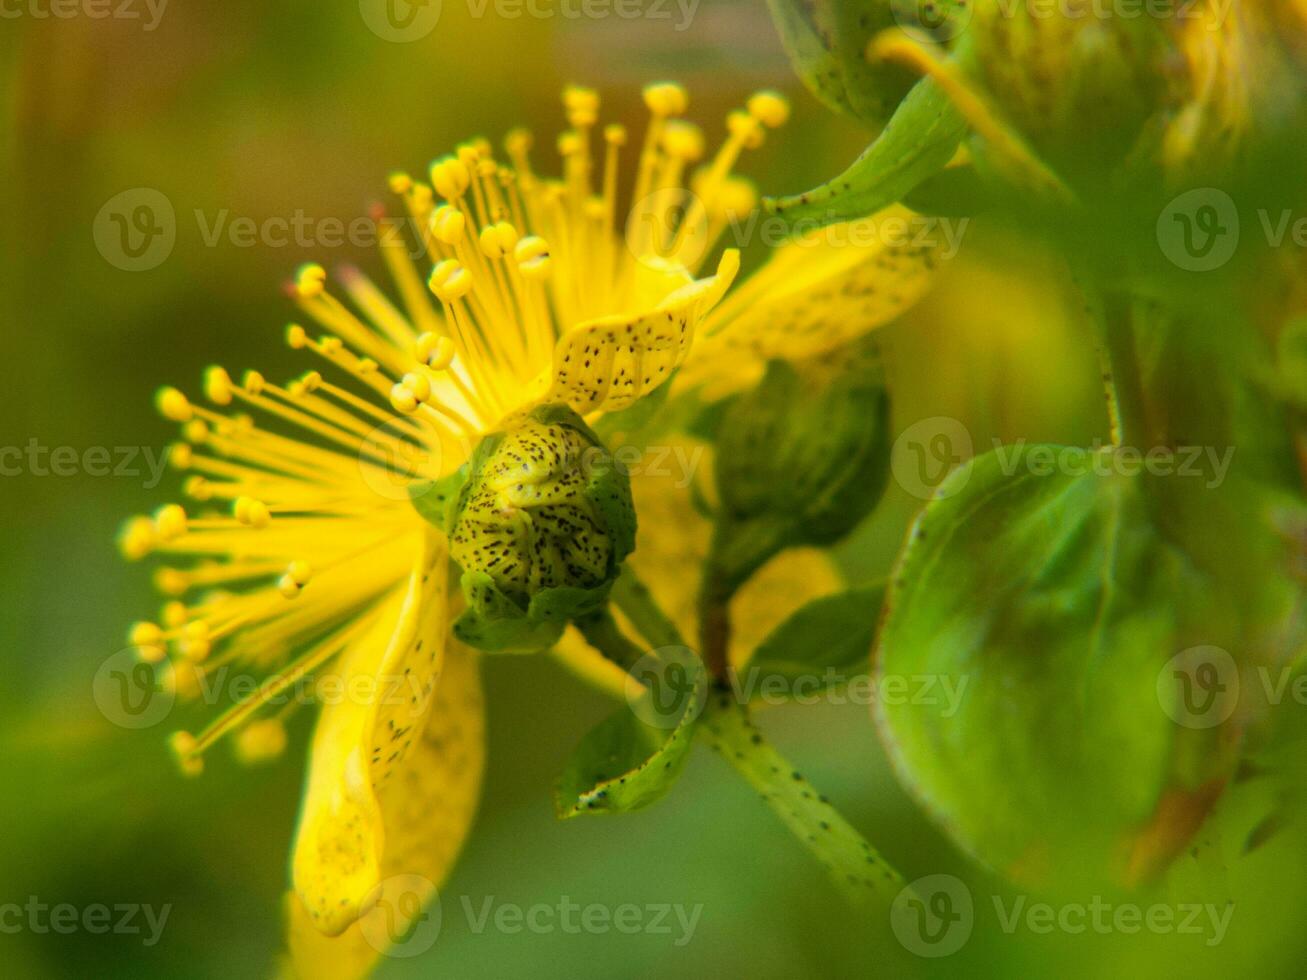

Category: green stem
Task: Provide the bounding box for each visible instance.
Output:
[698,693,905,909]
[575,610,645,671]
[606,567,904,910]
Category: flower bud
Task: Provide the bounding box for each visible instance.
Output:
[446,405,636,652]
[710,342,890,594]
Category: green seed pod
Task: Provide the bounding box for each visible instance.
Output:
[709,342,891,594]
[446,405,636,653]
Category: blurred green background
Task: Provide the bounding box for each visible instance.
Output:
[2,1,1306,977]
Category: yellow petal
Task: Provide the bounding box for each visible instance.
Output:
[678,205,939,398]
[285,639,485,978]
[291,529,450,937]
[543,250,740,414]
[623,436,843,666]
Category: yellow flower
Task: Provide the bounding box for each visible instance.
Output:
[118,82,941,975]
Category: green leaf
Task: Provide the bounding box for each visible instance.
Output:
[744,584,886,688]
[876,445,1245,891]
[763,78,966,230]
[555,654,706,817]
[764,0,915,128]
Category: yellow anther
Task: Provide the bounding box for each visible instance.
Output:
[428,260,474,302]
[411,183,434,209]
[295,263,327,298]
[456,143,480,166]
[478,221,519,259]
[718,176,759,216]
[162,601,188,628]
[388,171,414,194]
[604,123,627,146]
[662,121,705,161]
[130,621,164,648]
[514,236,553,280]
[644,81,689,117]
[242,370,266,395]
[154,567,188,596]
[727,109,765,149]
[183,419,208,443]
[234,496,271,529]
[169,443,193,469]
[204,366,234,405]
[389,383,420,416]
[747,90,791,128]
[416,332,456,370]
[402,371,432,403]
[183,475,211,501]
[180,620,211,662]
[557,132,583,157]
[130,621,166,662]
[563,85,600,127]
[319,336,343,355]
[431,204,467,244]
[169,731,205,777]
[286,324,308,349]
[156,387,193,423]
[431,156,471,199]
[278,574,302,599]
[357,358,378,375]
[169,661,203,700]
[118,516,156,561]
[154,503,188,542]
[505,128,532,157]
[300,370,322,392]
[235,719,288,765]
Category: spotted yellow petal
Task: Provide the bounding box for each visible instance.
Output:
[543,250,740,414]
[291,529,450,937]
[622,435,843,666]
[285,639,485,978]
[677,205,940,397]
